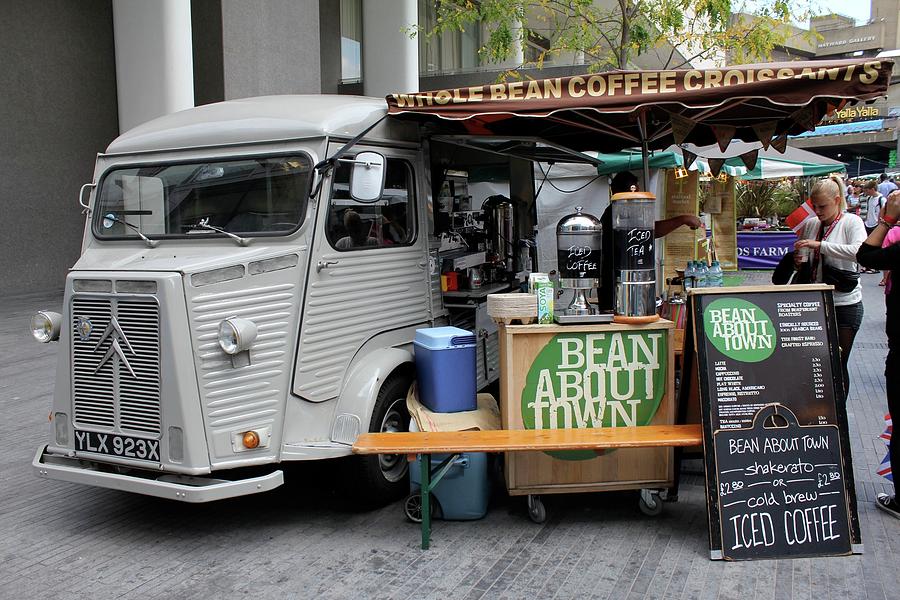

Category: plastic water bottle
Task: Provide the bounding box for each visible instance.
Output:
[695,261,709,288]
[708,261,724,287]
[683,261,696,291]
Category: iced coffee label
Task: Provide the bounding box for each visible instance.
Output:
[557,244,601,279]
[713,405,851,560]
[614,227,654,270]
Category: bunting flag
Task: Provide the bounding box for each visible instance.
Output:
[711,125,736,152]
[791,106,820,132]
[785,199,816,232]
[670,113,697,145]
[752,121,778,150]
[708,158,726,177]
[681,147,698,169]
[880,412,892,442]
[739,150,759,172]
[770,133,789,154]
[878,411,892,482]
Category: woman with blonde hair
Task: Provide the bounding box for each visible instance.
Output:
[794,175,867,402]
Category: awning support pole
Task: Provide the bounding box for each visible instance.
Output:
[639,111,650,191]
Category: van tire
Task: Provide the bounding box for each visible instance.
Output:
[352,373,412,506]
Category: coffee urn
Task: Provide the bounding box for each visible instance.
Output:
[556,207,602,316]
[483,195,516,277]
[611,191,659,323]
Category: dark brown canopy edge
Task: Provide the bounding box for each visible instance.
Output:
[386,59,893,153]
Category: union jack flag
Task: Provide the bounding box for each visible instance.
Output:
[878,413,893,483]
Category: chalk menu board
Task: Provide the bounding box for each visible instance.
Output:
[689,285,861,560]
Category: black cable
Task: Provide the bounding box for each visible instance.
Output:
[536,163,601,195]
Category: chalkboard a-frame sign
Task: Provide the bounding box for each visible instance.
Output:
[686,284,862,560]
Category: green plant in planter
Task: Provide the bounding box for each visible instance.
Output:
[736,180,778,218]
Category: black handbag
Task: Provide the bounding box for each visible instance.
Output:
[822,262,860,293]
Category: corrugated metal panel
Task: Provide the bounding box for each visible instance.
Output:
[295,247,430,401]
[190,283,295,430]
[71,295,161,435]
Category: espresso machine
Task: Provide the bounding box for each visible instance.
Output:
[554,207,611,324]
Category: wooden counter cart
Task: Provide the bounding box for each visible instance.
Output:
[499,320,676,522]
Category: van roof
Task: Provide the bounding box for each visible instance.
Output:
[105,95,391,154]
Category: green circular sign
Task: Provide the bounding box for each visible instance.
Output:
[702,298,776,363]
[520,331,667,460]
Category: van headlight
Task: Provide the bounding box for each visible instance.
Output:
[31,311,62,343]
[217,317,258,355]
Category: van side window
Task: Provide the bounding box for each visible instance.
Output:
[327,157,415,250]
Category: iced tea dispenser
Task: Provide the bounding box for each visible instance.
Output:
[611,191,659,323]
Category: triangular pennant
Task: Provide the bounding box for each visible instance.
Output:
[770,133,788,154]
[739,149,759,172]
[682,148,698,170]
[708,158,726,177]
[711,125,736,152]
[791,106,819,132]
[670,114,697,145]
[752,121,778,150]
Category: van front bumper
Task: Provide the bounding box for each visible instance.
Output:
[33,445,284,502]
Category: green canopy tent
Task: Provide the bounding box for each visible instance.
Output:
[594,143,846,180]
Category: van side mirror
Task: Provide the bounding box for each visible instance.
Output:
[347,151,386,203]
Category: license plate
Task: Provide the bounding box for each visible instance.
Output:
[74,430,160,462]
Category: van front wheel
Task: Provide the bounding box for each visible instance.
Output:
[353,375,412,505]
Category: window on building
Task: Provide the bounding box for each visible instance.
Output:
[341,0,363,82]
[327,157,416,251]
[419,0,482,74]
[524,31,551,64]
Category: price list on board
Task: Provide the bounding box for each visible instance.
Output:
[701,291,838,430]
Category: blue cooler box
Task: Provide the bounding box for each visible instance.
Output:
[413,327,477,412]
[409,420,490,520]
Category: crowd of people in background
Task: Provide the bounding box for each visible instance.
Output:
[785,173,899,520]
[845,174,896,276]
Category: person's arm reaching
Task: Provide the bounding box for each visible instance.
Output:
[655,214,702,238]
[857,190,900,271]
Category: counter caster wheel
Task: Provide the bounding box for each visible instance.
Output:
[404,493,436,523]
[527,495,547,524]
[639,489,663,516]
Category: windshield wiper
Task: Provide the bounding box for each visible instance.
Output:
[102,213,158,248]
[191,218,249,246]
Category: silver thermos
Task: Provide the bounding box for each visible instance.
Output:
[556,207,602,316]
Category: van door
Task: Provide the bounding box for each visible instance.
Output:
[292,146,430,402]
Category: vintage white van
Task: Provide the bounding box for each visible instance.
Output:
[31,95,522,503]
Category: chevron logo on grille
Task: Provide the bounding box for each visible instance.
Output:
[93,316,137,378]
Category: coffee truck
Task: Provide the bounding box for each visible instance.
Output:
[31,62,892,505]
[31,95,553,503]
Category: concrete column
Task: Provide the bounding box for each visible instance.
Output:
[362,0,418,97]
[112,0,194,132]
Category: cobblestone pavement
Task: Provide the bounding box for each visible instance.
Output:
[2,274,897,600]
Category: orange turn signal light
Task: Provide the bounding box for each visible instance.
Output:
[242,431,260,449]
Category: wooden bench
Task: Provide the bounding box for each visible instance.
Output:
[353,424,703,549]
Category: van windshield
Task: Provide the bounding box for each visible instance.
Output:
[93,156,311,240]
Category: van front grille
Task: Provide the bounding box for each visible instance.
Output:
[71,295,161,435]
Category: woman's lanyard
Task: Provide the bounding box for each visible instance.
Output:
[810,213,842,278]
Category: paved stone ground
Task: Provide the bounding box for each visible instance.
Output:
[2,274,898,600]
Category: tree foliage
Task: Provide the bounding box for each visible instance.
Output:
[415,0,813,76]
